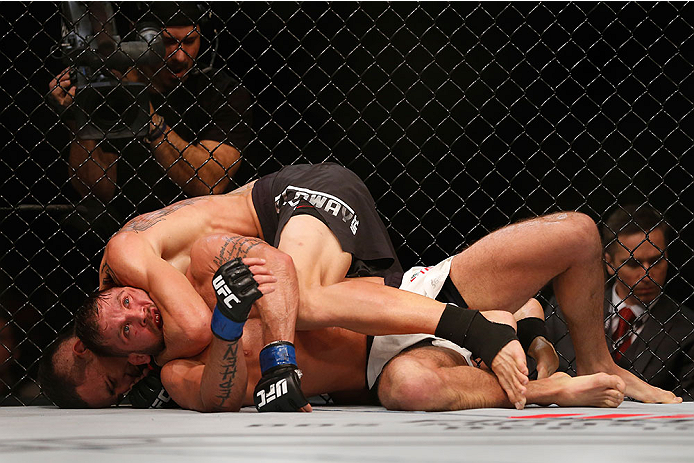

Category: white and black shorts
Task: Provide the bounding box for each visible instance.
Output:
[366,256,474,390]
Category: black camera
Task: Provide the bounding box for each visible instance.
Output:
[60,1,164,139]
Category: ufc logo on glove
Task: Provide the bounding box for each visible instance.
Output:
[256,378,288,408]
[213,274,241,308]
[152,389,173,408]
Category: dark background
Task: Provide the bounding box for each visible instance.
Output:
[1,2,692,404]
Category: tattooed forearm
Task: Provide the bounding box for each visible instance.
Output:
[213,341,240,411]
[120,197,206,232]
[213,235,264,267]
[100,261,122,288]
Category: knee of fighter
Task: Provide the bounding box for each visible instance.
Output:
[557,212,602,257]
[379,357,441,410]
[482,310,517,330]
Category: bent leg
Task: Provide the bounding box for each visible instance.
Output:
[449,212,679,403]
[279,215,528,406]
[378,344,624,411]
[450,212,601,313]
[278,214,446,334]
[378,345,509,411]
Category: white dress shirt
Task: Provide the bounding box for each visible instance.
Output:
[606,282,648,346]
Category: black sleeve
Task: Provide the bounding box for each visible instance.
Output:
[198,72,253,151]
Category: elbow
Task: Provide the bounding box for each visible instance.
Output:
[260,245,294,271]
[199,402,242,413]
[172,319,212,358]
[199,393,243,413]
[187,327,213,355]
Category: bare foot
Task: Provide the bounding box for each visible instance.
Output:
[534,372,625,408]
[602,365,682,404]
[482,310,529,409]
[528,336,559,379]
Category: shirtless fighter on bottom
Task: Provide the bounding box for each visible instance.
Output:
[40,258,625,411]
[146,258,624,412]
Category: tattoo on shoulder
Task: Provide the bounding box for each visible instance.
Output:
[213,235,263,267]
[100,261,122,287]
[213,341,239,411]
[120,198,205,232]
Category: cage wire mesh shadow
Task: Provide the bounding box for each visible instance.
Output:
[0,2,692,405]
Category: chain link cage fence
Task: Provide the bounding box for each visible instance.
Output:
[0,2,692,405]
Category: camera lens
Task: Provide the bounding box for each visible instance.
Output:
[75,81,149,139]
[96,86,131,127]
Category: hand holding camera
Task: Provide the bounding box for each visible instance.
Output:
[48,68,75,109]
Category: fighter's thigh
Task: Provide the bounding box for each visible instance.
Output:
[448,213,592,311]
[277,215,352,287]
[378,345,468,406]
[380,345,469,388]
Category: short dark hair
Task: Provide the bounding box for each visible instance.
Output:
[601,204,671,256]
[74,290,125,357]
[37,326,90,408]
[146,2,205,28]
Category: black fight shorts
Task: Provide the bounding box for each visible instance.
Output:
[251,163,403,279]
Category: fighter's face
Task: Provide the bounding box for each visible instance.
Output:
[154,25,201,90]
[97,287,165,356]
[76,353,146,408]
[605,228,668,305]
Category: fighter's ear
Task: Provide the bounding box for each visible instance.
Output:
[72,339,89,356]
[128,353,151,366]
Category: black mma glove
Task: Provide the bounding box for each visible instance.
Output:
[254,341,309,412]
[129,362,179,409]
[210,258,263,342]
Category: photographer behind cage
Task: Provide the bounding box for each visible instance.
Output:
[48,3,252,218]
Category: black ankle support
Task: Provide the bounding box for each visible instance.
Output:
[516,317,549,352]
[435,304,518,367]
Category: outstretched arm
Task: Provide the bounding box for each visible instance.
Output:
[160,337,248,412]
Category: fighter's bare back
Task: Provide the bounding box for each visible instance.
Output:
[99,182,261,288]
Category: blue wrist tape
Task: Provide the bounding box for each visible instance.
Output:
[211,306,245,341]
[259,342,297,374]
